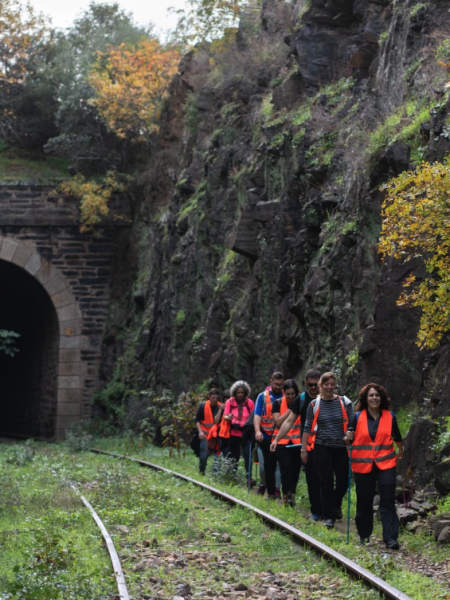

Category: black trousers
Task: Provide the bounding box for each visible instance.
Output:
[305,449,322,515]
[223,436,251,478]
[313,444,349,521]
[275,445,301,495]
[258,438,278,495]
[354,465,399,542]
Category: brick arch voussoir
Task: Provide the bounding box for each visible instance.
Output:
[0,236,82,438]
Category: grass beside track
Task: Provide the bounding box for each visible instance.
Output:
[0,442,116,599]
[93,437,450,600]
[0,441,381,600]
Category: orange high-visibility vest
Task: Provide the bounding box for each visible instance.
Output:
[306,396,348,451]
[260,389,285,436]
[351,409,397,473]
[219,418,231,438]
[272,395,301,445]
[199,401,220,436]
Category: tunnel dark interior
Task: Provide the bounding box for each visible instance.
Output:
[0,259,59,438]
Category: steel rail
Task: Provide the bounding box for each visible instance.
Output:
[51,468,130,600]
[90,448,412,600]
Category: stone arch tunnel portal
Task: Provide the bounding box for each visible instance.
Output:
[0,259,59,438]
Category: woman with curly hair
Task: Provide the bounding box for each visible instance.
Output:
[216,380,254,482]
[345,383,403,550]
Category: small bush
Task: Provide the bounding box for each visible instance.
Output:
[436,39,450,63]
[5,439,35,466]
[65,421,93,452]
[211,454,246,486]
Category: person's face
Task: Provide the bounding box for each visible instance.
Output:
[271,378,284,394]
[209,394,220,406]
[235,387,246,401]
[284,387,296,403]
[367,387,381,410]
[320,378,336,396]
[305,377,319,397]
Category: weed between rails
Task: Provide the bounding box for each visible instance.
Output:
[93,437,450,600]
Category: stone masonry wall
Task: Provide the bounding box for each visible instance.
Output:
[0,185,130,437]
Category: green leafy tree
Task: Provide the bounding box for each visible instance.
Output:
[378,157,450,349]
[170,0,245,45]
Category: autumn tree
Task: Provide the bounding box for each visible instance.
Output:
[88,39,179,142]
[44,2,153,169]
[378,157,450,349]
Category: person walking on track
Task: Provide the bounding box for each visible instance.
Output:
[345,383,403,549]
[254,371,284,499]
[271,379,301,506]
[301,372,353,529]
[195,388,221,475]
[218,381,254,483]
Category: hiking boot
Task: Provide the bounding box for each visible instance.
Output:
[283,492,294,507]
[385,539,399,550]
[310,514,321,522]
[360,537,370,545]
[247,478,256,488]
[335,508,343,520]
[275,487,281,499]
[257,484,266,496]
[324,519,335,529]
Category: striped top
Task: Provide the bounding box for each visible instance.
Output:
[304,396,354,448]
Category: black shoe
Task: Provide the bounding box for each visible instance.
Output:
[324,519,335,529]
[385,539,399,550]
[257,484,266,495]
[360,537,370,545]
[335,509,343,520]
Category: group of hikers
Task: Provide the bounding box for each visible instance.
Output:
[194,369,404,550]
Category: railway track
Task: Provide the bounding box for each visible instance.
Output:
[90,447,413,600]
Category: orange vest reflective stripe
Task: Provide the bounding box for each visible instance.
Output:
[351,409,397,473]
[272,395,301,445]
[306,396,348,451]
[199,401,220,435]
[260,389,285,436]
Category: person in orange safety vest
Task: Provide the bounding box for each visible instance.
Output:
[195,388,221,474]
[345,383,403,550]
[271,379,301,506]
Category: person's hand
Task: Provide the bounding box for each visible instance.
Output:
[198,431,206,441]
[270,440,277,452]
[398,450,404,460]
[224,414,232,421]
[301,449,308,464]
[255,431,263,442]
[345,431,355,444]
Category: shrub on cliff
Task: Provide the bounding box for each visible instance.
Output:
[379,157,450,349]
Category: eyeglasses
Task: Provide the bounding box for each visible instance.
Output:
[306,382,318,388]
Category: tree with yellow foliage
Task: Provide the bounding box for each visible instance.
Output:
[88,39,179,143]
[378,157,450,349]
[57,172,123,232]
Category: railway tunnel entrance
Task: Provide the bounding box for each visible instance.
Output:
[0,259,59,438]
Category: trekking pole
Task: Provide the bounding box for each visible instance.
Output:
[347,444,352,544]
[248,443,252,492]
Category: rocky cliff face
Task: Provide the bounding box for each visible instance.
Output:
[100,0,450,484]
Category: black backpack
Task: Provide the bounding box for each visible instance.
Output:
[241,409,255,445]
